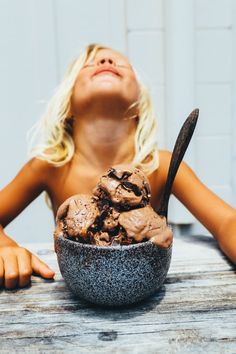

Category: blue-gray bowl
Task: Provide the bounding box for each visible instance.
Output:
[56,235,172,307]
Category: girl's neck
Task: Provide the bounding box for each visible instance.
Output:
[72,113,137,172]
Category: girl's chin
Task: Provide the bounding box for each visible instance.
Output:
[71,91,138,115]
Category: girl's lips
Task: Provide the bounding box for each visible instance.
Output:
[93,67,121,77]
[95,70,119,76]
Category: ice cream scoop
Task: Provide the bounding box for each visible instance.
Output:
[119,205,173,247]
[93,164,151,209]
[54,194,99,242]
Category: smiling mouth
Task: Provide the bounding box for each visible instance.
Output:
[94,70,120,77]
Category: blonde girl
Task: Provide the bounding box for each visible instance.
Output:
[0,44,235,289]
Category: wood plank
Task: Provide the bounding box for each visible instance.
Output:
[1,234,236,353]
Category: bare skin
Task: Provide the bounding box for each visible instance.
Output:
[1,48,236,289]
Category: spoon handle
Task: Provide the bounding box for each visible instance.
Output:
[158,108,199,219]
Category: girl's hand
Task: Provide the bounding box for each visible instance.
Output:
[0,246,55,289]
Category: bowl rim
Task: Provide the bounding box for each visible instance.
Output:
[56,234,173,251]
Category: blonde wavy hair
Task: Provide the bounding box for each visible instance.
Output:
[28,43,159,175]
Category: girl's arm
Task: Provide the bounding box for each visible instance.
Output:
[0,158,55,289]
[160,151,236,263]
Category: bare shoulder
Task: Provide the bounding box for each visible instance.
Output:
[158,150,172,172]
[22,158,55,186]
[158,149,198,187]
[154,149,195,192]
[27,157,52,173]
[157,150,175,183]
[28,157,55,171]
[158,149,213,202]
[2,157,58,196]
[159,149,172,161]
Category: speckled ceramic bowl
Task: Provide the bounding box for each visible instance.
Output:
[56,235,172,307]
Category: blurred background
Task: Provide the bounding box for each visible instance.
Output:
[0,0,235,243]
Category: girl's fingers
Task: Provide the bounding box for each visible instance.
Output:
[0,248,55,289]
[0,256,4,287]
[4,253,19,289]
[31,254,55,279]
[17,248,32,288]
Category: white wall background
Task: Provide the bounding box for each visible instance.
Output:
[0,0,235,243]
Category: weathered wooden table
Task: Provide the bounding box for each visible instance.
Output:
[1,233,236,353]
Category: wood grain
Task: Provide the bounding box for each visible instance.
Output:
[0,234,236,353]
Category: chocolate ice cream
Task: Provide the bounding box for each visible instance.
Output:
[93,165,151,209]
[54,194,99,243]
[54,165,173,248]
[118,205,173,248]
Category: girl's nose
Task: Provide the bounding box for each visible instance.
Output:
[97,57,116,66]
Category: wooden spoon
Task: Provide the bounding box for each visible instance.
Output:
[157,108,199,220]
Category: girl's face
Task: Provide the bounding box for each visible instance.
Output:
[71,48,140,116]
